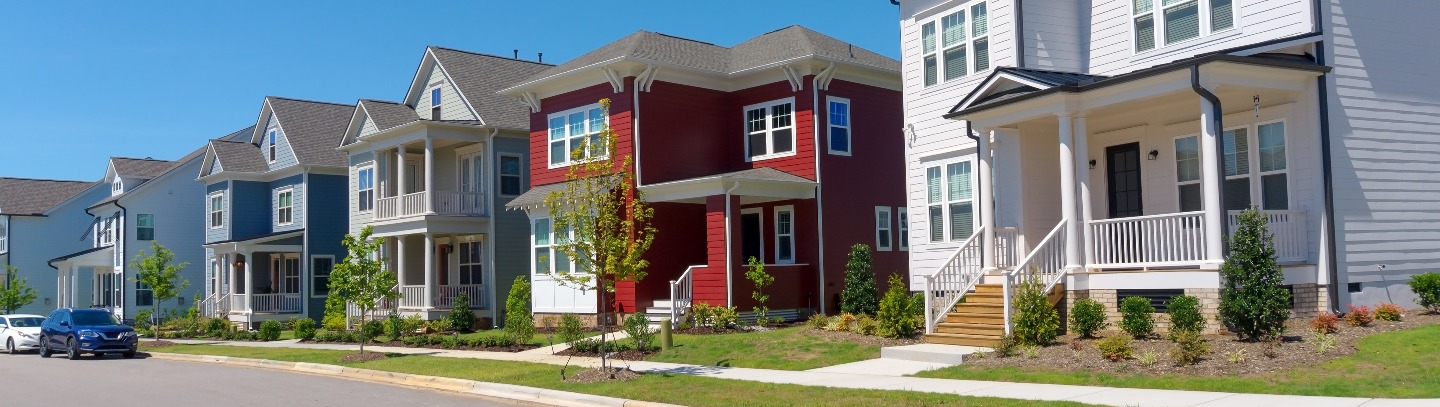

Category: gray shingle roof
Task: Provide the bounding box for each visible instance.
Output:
[504,180,571,210]
[358,99,419,131]
[267,97,354,167]
[513,26,899,89]
[1000,67,1108,87]
[712,167,815,183]
[428,47,554,130]
[0,177,96,216]
[211,140,268,173]
[111,157,176,178]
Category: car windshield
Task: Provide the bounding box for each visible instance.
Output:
[6,317,44,327]
[71,312,119,326]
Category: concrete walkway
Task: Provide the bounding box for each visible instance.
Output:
[165,339,1438,407]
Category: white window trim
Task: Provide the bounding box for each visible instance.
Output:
[135,213,154,241]
[1174,118,1291,212]
[926,159,976,243]
[919,0,991,87]
[268,130,278,163]
[111,178,123,195]
[875,206,893,251]
[208,192,225,229]
[1254,119,1290,210]
[1132,0,1240,55]
[456,146,485,196]
[276,187,295,226]
[456,239,485,286]
[356,165,375,213]
[744,97,798,162]
[774,205,796,264]
[897,207,909,251]
[546,103,609,169]
[498,153,524,197]
[827,96,852,156]
[741,207,765,264]
[310,255,334,298]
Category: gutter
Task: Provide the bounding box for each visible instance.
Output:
[1189,65,1230,254]
[1309,0,1340,313]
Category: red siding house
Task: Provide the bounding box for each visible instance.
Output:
[503,26,904,323]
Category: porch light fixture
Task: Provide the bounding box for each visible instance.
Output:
[1147,150,1159,160]
[1088,160,1096,169]
[1254,95,1261,118]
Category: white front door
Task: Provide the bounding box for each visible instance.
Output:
[458,151,483,195]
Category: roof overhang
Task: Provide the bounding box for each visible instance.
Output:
[204,229,305,251]
[638,172,817,205]
[499,57,900,104]
[197,164,345,184]
[403,48,482,125]
[49,246,114,268]
[338,120,493,153]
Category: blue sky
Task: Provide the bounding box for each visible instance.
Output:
[0,1,901,181]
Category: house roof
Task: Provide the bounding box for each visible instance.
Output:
[504,179,578,210]
[358,99,419,132]
[0,177,96,216]
[709,167,815,183]
[427,47,554,130]
[210,140,268,173]
[510,26,899,91]
[48,246,110,265]
[266,97,354,167]
[111,157,176,178]
[998,67,1109,87]
[90,144,214,209]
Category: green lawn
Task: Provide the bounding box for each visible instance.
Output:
[455,329,604,347]
[917,324,1440,398]
[645,326,884,370]
[155,345,1091,407]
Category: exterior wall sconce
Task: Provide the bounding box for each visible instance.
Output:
[1088,160,1097,169]
[1147,150,1159,160]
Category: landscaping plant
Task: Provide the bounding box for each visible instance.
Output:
[1310,312,1340,334]
[1119,296,1156,339]
[557,313,585,344]
[840,244,879,316]
[329,226,398,354]
[258,320,283,341]
[386,314,404,341]
[294,318,317,341]
[1138,350,1160,366]
[134,309,154,337]
[505,276,535,344]
[1219,208,1292,341]
[744,256,775,326]
[1012,279,1059,346]
[855,314,880,336]
[992,334,1019,358]
[1096,333,1134,361]
[1168,330,1210,366]
[806,314,829,330]
[205,317,230,338]
[1375,303,1403,321]
[877,274,919,338]
[1166,295,1204,337]
[690,302,716,329]
[1408,272,1440,313]
[0,265,39,314]
[1344,304,1374,327]
[449,291,475,332]
[622,313,655,351]
[713,306,739,329]
[1069,298,1108,338]
[130,242,190,341]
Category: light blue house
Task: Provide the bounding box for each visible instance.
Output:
[197,97,352,327]
[0,177,105,315]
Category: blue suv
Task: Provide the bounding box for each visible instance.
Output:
[40,308,137,360]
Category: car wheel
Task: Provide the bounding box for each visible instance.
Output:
[6,338,15,355]
[66,338,80,360]
[39,339,51,358]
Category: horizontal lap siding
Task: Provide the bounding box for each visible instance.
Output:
[732,80,816,180]
[231,181,272,239]
[530,82,635,187]
[1023,0,1085,71]
[696,195,735,306]
[637,81,732,184]
[1089,0,1313,76]
[348,152,374,235]
[1325,0,1440,308]
[734,199,820,311]
[205,182,231,243]
[618,202,707,313]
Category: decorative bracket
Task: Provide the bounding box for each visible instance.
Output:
[517,92,541,113]
[603,68,625,93]
[815,62,838,91]
[635,64,658,92]
[782,65,804,92]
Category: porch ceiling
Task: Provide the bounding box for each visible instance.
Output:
[49,246,114,268]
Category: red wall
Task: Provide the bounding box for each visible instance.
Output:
[728,80,817,180]
[635,81,731,184]
[731,199,821,311]
[614,202,708,312]
[529,80,635,187]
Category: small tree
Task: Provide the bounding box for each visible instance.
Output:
[1,266,39,314]
[131,242,190,341]
[505,276,535,344]
[448,292,475,332]
[545,98,657,375]
[329,226,397,354]
[1011,278,1059,346]
[877,274,919,338]
[744,256,775,326]
[1218,208,1291,341]
[841,244,879,316]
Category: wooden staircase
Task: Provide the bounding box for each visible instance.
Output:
[923,282,1066,347]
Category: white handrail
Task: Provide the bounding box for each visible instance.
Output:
[346,285,398,329]
[400,285,425,308]
[1003,220,1068,335]
[923,227,987,334]
[669,265,705,325]
[995,227,1020,269]
[435,284,487,309]
[1090,211,1206,267]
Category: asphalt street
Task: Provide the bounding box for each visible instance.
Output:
[0,351,528,407]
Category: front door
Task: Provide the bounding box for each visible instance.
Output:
[1106,142,1143,218]
[740,213,762,264]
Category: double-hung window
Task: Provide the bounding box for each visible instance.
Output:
[1134,0,1235,52]
[458,241,483,285]
[311,255,333,297]
[875,206,893,251]
[533,218,577,275]
[1256,122,1288,210]
[357,166,374,212]
[897,208,909,250]
[0,216,8,254]
[926,161,974,242]
[745,98,796,161]
[498,154,522,196]
[208,192,225,229]
[136,214,154,241]
[268,131,277,162]
[276,188,294,225]
[1222,127,1252,210]
[775,206,795,264]
[828,97,851,155]
[548,104,606,167]
[135,281,153,307]
[920,1,989,87]
[1174,121,1289,212]
[1175,135,1203,211]
[430,88,442,120]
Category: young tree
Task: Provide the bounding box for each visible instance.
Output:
[545,98,657,375]
[504,275,535,344]
[744,257,775,326]
[1,265,39,314]
[841,244,879,316]
[130,242,190,341]
[329,226,398,354]
[1218,208,1291,342]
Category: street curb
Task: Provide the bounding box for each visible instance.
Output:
[148,352,683,407]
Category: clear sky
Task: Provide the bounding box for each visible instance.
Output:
[0,1,902,181]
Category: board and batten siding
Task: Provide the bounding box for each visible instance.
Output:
[414,64,478,121]
[1087,0,1315,76]
[348,152,375,235]
[261,113,301,172]
[1323,0,1440,308]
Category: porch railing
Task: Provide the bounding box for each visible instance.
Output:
[995,227,1021,269]
[400,285,425,308]
[201,293,230,317]
[1229,210,1308,262]
[250,293,302,313]
[1004,220,1068,334]
[230,294,247,312]
[432,191,487,217]
[923,227,986,334]
[669,265,705,325]
[435,285,488,309]
[1090,211,1206,268]
[346,285,398,327]
[376,196,400,219]
[374,191,488,220]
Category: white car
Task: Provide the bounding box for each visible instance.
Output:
[1,314,46,354]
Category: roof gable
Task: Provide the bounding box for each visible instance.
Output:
[338,99,420,147]
[950,67,1109,113]
[198,126,258,178]
[403,47,553,130]
[251,97,352,167]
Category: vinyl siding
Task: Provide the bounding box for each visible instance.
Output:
[262,113,301,172]
[271,174,304,232]
[231,180,272,239]
[3,183,109,315]
[119,158,208,320]
[208,159,223,175]
[1088,0,1315,76]
[1022,0,1087,71]
[414,64,478,121]
[305,173,350,320]
[348,152,375,235]
[491,135,531,324]
[358,116,381,138]
[204,182,231,243]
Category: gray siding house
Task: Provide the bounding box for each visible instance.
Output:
[0,178,104,315]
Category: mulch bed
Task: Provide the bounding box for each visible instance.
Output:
[138,340,178,349]
[563,367,642,383]
[554,347,657,361]
[966,311,1440,376]
[338,352,389,363]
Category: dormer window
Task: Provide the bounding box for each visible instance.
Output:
[111,178,122,195]
[268,131,277,162]
[430,88,442,120]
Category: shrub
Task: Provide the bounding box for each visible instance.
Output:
[425,318,453,334]
[840,244,879,316]
[1021,345,1041,359]
[828,313,858,332]
[1219,208,1292,341]
[992,334,1019,358]
[293,318,316,341]
[557,313,585,344]
[623,313,655,351]
[909,293,926,318]
[1310,313,1340,334]
[806,314,829,330]
[504,276,535,344]
[1119,296,1156,339]
[877,274,920,338]
[1096,333,1134,361]
[322,313,347,331]
[1166,295,1205,337]
[713,306,739,330]
[401,315,425,336]
[1409,272,1440,313]
[448,292,475,332]
[1344,305,1374,327]
[134,309,154,334]
[467,335,515,348]
[440,334,461,349]
[1312,331,1337,354]
[258,320,283,341]
[1012,279,1059,346]
[360,320,384,342]
[1168,330,1210,366]
[1069,298,1108,338]
[1138,350,1160,366]
[572,338,632,354]
[205,317,230,338]
[1376,303,1403,321]
[384,314,404,341]
[1226,349,1249,365]
[854,315,880,336]
[690,303,716,329]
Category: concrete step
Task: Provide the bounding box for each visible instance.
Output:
[644,307,673,315]
[651,300,677,308]
[944,312,1004,324]
[924,332,1002,347]
[935,322,1004,336]
[881,343,988,365]
[952,303,1004,314]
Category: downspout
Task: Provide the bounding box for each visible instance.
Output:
[1014,0,1025,68]
[114,198,127,321]
[485,128,499,325]
[633,65,653,186]
[812,63,834,314]
[963,122,984,265]
[1190,65,1229,253]
[723,181,740,307]
[1310,0,1340,312]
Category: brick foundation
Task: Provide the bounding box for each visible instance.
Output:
[1291,283,1329,318]
[1066,289,1222,335]
[532,312,614,328]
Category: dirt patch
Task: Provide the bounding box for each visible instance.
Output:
[138,340,178,349]
[338,352,389,363]
[563,367,642,383]
[966,312,1440,376]
[800,329,923,347]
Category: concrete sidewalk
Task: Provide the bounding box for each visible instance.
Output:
[165,339,1437,407]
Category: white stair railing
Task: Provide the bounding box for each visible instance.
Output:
[1003,220,1068,335]
[668,265,705,325]
[923,227,986,334]
[346,285,398,329]
[995,227,1021,269]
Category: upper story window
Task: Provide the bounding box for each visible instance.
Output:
[430,88,442,120]
[268,131,277,163]
[276,187,294,225]
[208,192,225,229]
[548,104,607,168]
[136,214,154,241]
[111,178,122,195]
[499,154,522,196]
[827,97,851,156]
[921,1,990,87]
[927,161,974,242]
[1134,0,1235,53]
[0,216,9,254]
[357,166,374,212]
[98,217,115,247]
[745,98,796,161]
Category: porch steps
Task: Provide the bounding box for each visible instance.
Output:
[924,284,1007,347]
[643,300,679,327]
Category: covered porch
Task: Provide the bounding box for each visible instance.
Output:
[371,230,490,321]
[205,231,307,325]
[49,246,124,320]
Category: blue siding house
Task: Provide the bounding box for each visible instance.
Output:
[0,177,105,315]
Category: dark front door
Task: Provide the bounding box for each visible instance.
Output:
[1106,142,1143,218]
[741,213,762,264]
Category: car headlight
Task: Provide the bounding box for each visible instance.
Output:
[78,331,100,338]
[23,333,38,339]
[120,332,135,339]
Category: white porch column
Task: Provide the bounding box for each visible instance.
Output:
[1074,115,1093,268]
[1199,96,1226,261]
[68,266,79,308]
[423,233,436,308]
[396,146,408,197]
[424,138,435,213]
[978,128,996,270]
[1057,114,1081,270]
[396,237,407,287]
[243,252,255,312]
